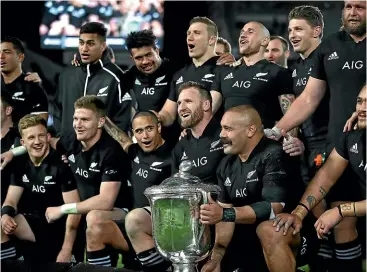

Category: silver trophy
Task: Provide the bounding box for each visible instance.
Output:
[144,160,221,272]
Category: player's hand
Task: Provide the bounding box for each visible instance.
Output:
[201,259,221,272]
[1,151,14,170]
[343,111,358,132]
[179,129,188,140]
[273,213,303,236]
[200,193,222,225]
[314,207,342,240]
[71,54,81,66]
[61,154,69,164]
[264,127,284,141]
[45,206,63,223]
[216,52,235,65]
[24,72,42,83]
[1,215,17,235]
[283,135,305,156]
[56,248,73,263]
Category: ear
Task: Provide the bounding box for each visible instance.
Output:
[247,124,257,138]
[98,117,105,128]
[157,122,162,134]
[155,47,160,55]
[17,53,25,63]
[208,36,217,47]
[20,138,25,147]
[5,106,13,116]
[313,26,322,38]
[46,133,51,142]
[261,36,270,48]
[285,50,291,59]
[202,100,211,112]
[101,42,107,52]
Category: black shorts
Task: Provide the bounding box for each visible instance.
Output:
[300,144,328,185]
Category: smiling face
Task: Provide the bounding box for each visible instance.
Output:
[78,33,106,64]
[130,46,161,75]
[342,1,366,36]
[264,38,289,66]
[21,124,50,160]
[288,18,316,54]
[177,87,206,129]
[132,115,162,152]
[238,22,268,56]
[356,85,366,129]
[73,108,103,142]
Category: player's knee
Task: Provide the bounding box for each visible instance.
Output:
[125,208,149,238]
[256,220,279,249]
[86,210,105,227]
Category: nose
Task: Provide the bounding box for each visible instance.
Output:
[350,6,358,16]
[220,129,226,138]
[142,56,149,64]
[81,44,88,52]
[34,136,41,144]
[0,52,4,59]
[142,130,149,138]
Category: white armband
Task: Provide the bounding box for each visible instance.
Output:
[61,203,78,214]
[11,146,27,156]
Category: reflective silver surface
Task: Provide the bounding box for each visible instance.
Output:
[144,160,221,272]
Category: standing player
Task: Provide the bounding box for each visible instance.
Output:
[267,2,366,270]
[215,37,232,55]
[264,36,290,68]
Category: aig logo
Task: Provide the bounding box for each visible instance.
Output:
[76,167,88,178]
[192,157,207,167]
[32,185,45,193]
[232,81,251,88]
[136,168,148,178]
[141,87,155,95]
[342,61,363,70]
[296,77,307,87]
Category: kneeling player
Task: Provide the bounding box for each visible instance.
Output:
[200,105,304,272]
[1,115,80,265]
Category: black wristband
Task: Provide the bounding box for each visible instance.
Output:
[1,206,16,217]
[222,208,236,222]
[337,205,343,218]
[298,203,310,213]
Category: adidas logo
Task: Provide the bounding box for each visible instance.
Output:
[68,154,75,163]
[22,174,29,183]
[122,92,132,102]
[350,143,358,154]
[292,69,297,78]
[135,79,141,85]
[181,151,188,160]
[134,156,140,164]
[224,177,232,186]
[328,52,339,60]
[224,73,233,80]
[176,76,183,85]
[308,67,312,75]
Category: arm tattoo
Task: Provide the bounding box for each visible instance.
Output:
[306,195,316,210]
[319,186,327,197]
[280,94,295,114]
[103,117,131,148]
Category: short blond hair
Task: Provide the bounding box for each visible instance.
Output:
[18,114,47,136]
[189,16,218,38]
[74,95,106,117]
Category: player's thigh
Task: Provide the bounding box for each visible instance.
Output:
[86,208,127,226]
[12,214,36,242]
[125,207,152,234]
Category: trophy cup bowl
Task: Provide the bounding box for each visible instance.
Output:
[144,160,221,272]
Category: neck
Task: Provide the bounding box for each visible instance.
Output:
[2,67,22,84]
[300,39,321,59]
[191,114,213,138]
[242,51,264,66]
[192,49,216,67]
[154,138,165,150]
[350,32,366,43]
[81,129,102,151]
[1,119,13,138]
[238,133,263,162]
[30,146,50,166]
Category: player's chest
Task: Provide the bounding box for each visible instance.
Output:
[133,79,170,99]
[292,65,312,96]
[67,152,103,180]
[21,170,60,194]
[131,155,171,181]
[175,69,216,90]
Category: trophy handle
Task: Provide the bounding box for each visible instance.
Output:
[197,190,207,244]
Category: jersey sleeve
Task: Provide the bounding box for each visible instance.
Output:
[211,67,222,93]
[101,147,131,182]
[59,161,78,192]
[310,43,327,81]
[217,159,231,204]
[168,70,183,102]
[56,131,77,155]
[28,83,49,114]
[275,68,293,96]
[170,143,181,174]
[9,158,25,188]
[126,143,138,160]
[334,132,349,161]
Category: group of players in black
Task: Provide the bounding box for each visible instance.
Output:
[0,1,366,272]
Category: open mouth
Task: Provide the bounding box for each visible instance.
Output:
[221,139,232,147]
[81,54,90,59]
[358,112,366,119]
[180,112,191,119]
[188,44,195,50]
[141,140,152,147]
[142,65,153,71]
[291,40,301,46]
[33,146,43,152]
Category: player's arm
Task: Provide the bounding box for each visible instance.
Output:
[1,185,24,234]
[291,148,348,220]
[103,116,133,153]
[158,99,177,126]
[278,94,298,137]
[29,82,49,121]
[275,77,327,135]
[210,90,222,114]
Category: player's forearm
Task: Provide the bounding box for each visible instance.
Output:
[212,222,235,262]
[76,195,115,214]
[103,116,132,152]
[338,200,366,218]
[61,214,81,251]
[158,109,176,126]
[232,206,257,224]
[50,137,60,150]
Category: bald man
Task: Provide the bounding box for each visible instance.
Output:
[200,105,304,272]
[211,22,296,132]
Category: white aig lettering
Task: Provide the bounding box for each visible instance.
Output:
[136,168,148,178]
[342,61,363,70]
[141,87,155,95]
[235,188,247,198]
[232,81,251,88]
[76,167,88,178]
[296,77,307,87]
[32,185,45,193]
[192,157,208,167]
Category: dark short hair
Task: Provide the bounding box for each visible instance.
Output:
[270,36,290,51]
[1,36,25,54]
[189,16,218,38]
[106,46,115,60]
[217,37,232,53]
[18,114,47,136]
[80,22,107,41]
[74,95,106,117]
[126,30,157,52]
[178,81,212,107]
[288,5,324,39]
[131,111,159,127]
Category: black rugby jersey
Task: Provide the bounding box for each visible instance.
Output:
[1,73,48,123]
[9,149,77,215]
[56,130,132,209]
[311,31,366,144]
[212,59,292,129]
[171,117,224,184]
[289,50,330,147]
[335,129,366,197]
[127,142,172,208]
